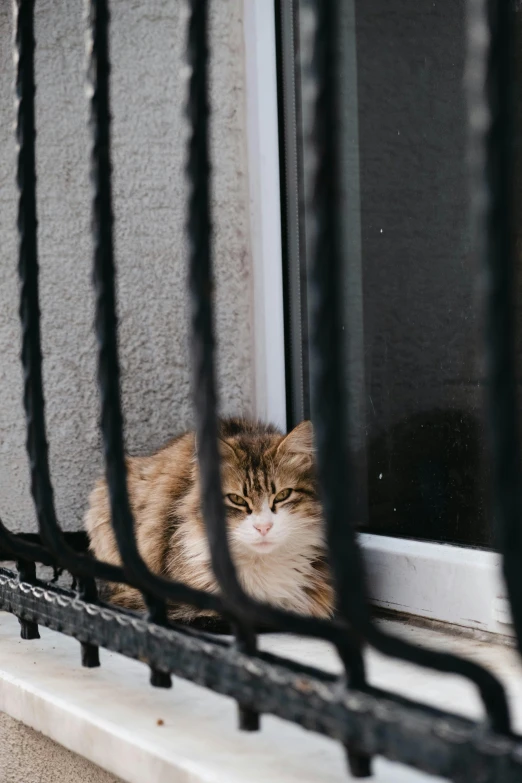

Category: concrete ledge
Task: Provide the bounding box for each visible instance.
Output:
[1,611,522,783]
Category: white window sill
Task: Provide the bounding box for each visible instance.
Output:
[1,612,522,783]
[360,534,513,636]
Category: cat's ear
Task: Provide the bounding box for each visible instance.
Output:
[276,420,314,456]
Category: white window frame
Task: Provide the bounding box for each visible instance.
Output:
[243,0,287,433]
[242,0,513,639]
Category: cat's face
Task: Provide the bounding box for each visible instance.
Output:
[218,421,325,557]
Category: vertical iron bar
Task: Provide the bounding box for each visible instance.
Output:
[15,0,60,575]
[16,559,39,639]
[302,2,370,773]
[80,0,225,630]
[232,622,260,731]
[302,0,512,739]
[12,0,55,637]
[302,0,368,658]
[467,0,522,652]
[14,0,103,664]
[77,577,101,667]
[185,0,259,730]
[12,0,48,646]
[86,0,170,688]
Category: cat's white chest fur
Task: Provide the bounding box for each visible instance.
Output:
[236,551,316,615]
[178,524,319,616]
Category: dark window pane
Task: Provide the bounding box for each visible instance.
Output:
[356,0,490,546]
[277,0,522,549]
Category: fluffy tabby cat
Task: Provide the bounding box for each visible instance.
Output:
[85,418,333,622]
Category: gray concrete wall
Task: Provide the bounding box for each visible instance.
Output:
[0,0,254,532]
[0,712,123,783]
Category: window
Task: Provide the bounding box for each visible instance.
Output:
[270,0,522,633]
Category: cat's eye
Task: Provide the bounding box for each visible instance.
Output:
[227,493,248,507]
[274,488,292,503]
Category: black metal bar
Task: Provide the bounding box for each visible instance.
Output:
[13,0,135,595]
[302,0,512,739]
[183,3,368,702]
[0,531,90,560]
[1,567,521,782]
[185,0,258,728]
[468,0,522,657]
[16,560,39,639]
[6,0,57,572]
[77,577,100,666]
[86,0,229,641]
[0,520,53,567]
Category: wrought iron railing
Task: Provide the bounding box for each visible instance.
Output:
[0,0,521,780]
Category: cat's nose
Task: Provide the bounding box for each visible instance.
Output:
[253,520,273,537]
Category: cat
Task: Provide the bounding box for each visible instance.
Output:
[84,418,333,624]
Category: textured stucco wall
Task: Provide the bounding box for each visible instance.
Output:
[0,0,254,532]
[0,712,123,783]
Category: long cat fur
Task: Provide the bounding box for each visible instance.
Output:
[84,418,333,622]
